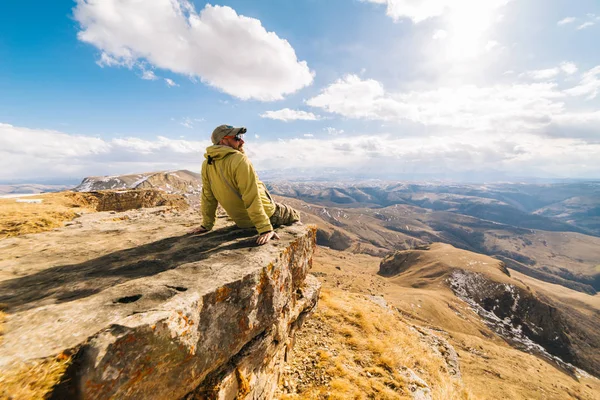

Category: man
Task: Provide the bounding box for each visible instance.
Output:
[192,125,300,245]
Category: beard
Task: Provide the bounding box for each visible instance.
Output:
[238,144,245,154]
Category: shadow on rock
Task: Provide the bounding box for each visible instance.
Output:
[0,226,258,313]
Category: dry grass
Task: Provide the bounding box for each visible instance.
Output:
[283,288,472,400]
[0,311,5,341]
[0,310,71,399]
[307,246,600,400]
[0,192,96,239]
[0,355,71,400]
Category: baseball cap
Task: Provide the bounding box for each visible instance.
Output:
[211,125,247,145]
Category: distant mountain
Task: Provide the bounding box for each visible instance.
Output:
[268,181,600,236]
[74,170,202,195]
[0,184,72,196]
[270,180,600,294]
[534,196,600,236]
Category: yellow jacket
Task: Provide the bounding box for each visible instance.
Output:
[201,145,276,234]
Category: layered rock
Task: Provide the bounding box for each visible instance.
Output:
[0,224,319,399]
[62,189,189,213]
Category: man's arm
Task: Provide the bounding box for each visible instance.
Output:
[200,160,218,231]
[233,155,273,235]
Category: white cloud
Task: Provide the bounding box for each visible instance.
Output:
[74,1,314,101]
[432,29,448,40]
[0,123,208,180]
[141,70,158,80]
[366,0,513,60]
[0,123,110,159]
[545,111,600,140]
[260,108,321,121]
[97,52,133,68]
[243,133,600,179]
[557,17,576,26]
[520,68,561,80]
[176,117,203,128]
[307,74,564,132]
[325,127,345,136]
[577,22,594,30]
[164,78,178,87]
[564,66,600,99]
[304,134,314,137]
[362,0,511,24]
[484,40,499,52]
[180,118,194,129]
[519,62,578,80]
[2,122,599,180]
[255,134,260,139]
[560,62,578,75]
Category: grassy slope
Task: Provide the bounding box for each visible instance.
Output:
[277,195,600,291]
[0,192,96,239]
[280,288,471,400]
[286,246,600,400]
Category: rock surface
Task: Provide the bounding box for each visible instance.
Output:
[0,219,319,399]
[71,189,190,213]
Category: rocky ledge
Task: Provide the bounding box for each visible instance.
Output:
[0,223,319,399]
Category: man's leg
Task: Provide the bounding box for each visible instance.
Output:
[270,202,301,227]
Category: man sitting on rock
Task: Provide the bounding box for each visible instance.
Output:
[192,125,300,245]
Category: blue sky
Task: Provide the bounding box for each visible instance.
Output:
[1,0,599,182]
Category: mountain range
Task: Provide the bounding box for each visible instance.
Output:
[70,170,600,294]
[2,170,599,397]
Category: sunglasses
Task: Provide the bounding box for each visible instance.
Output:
[224,134,244,141]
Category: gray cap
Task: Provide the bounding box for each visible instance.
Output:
[211,125,247,145]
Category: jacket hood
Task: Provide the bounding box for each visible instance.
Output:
[205,145,240,161]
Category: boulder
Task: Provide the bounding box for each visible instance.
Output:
[0,224,319,399]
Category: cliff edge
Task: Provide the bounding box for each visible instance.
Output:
[0,220,319,399]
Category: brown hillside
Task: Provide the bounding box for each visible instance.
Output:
[276,195,600,293]
[288,245,600,399]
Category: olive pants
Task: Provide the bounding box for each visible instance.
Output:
[269,202,301,227]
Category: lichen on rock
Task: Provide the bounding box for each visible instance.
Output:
[0,223,319,400]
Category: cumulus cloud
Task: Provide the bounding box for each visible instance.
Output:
[519,62,578,80]
[432,29,448,40]
[560,62,578,75]
[244,133,600,179]
[484,41,499,52]
[365,1,512,60]
[164,78,178,87]
[520,68,561,80]
[564,66,600,99]
[260,108,321,121]
[363,0,512,24]
[141,70,158,80]
[307,74,564,132]
[74,0,314,101]
[2,122,599,180]
[0,123,208,180]
[577,21,594,30]
[325,127,345,135]
[557,17,576,26]
[545,111,600,141]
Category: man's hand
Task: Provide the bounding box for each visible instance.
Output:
[190,226,209,234]
[256,231,280,245]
